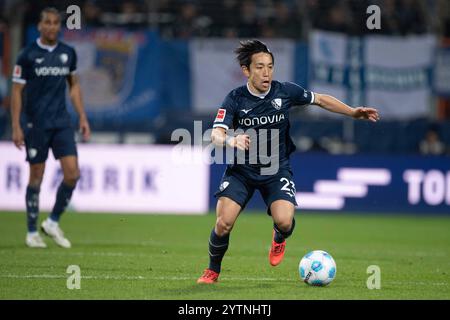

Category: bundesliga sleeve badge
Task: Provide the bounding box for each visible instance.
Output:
[13,65,22,78]
[215,108,226,122]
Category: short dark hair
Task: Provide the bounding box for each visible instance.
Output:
[40,7,61,22]
[234,39,274,69]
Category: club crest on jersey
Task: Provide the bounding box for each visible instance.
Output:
[60,53,68,64]
[271,98,282,110]
[215,108,226,122]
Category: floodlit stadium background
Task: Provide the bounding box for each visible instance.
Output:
[0,0,449,215]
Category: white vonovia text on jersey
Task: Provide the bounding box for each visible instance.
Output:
[238,113,285,127]
[34,67,70,77]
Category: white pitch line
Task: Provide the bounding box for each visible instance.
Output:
[0,274,448,287]
[0,274,289,282]
[0,251,265,259]
[0,274,146,280]
[0,251,152,258]
[389,281,448,287]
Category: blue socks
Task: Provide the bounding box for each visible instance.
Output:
[208,229,230,273]
[26,186,40,232]
[49,182,75,222]
[274,218,296,244]
[274,229,285,244]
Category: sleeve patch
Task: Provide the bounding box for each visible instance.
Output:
[215,108,226,122]
[13,65,22,78]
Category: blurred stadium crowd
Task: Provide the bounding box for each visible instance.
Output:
[1,0,449,38]
[0,0,449,156]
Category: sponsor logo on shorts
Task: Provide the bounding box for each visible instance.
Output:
[219,181,229,191]
[28,148,38,159]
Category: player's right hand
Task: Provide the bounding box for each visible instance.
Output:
[12,126,24,150]
[234,134,251,151]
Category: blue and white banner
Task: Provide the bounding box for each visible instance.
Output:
[292,154,450,213]
[434,44,450,97]
[190,38,295,112]
[0,27,8,108]
[309,31,436,119]
[209,153,450,214]
[62,29,161,124]
[309,31,348,117]
[365,34,435,118]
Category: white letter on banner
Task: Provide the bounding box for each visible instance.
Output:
[403,170,424,205]
[423,170,445,206]
[447,172,450,205]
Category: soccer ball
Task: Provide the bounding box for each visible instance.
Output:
[299,250,336,286]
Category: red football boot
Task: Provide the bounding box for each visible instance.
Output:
[269,231,286,266]
[197,269,219,284]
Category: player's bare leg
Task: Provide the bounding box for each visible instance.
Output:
[214,196,242,236]
[58,155,80,185]
[268,200,296,266]
[198,196,242,284]
[25,163,47,248]
[41,156,80,248]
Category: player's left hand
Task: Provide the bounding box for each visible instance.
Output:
[79,117,91,142]
[352,107,380,122]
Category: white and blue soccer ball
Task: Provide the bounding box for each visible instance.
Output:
[299,250,336,286]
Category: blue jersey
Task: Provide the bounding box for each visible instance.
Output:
[212,80,314,178]
[12,39,77,129]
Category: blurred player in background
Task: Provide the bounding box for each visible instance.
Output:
[197,40,379,283]
[10,7,90,248]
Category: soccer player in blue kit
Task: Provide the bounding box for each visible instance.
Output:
[197,40,379,283]
[10,8,90,248]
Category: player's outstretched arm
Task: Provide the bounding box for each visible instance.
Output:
[67,74,91,141]
[11,82,25,149]
[211,127,250,151]
[313,93,380,122]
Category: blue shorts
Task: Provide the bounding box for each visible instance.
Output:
[214,166,298,215]
[24,126,77,164]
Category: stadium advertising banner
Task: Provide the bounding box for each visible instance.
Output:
[0,143,209,214]
[209,153,450,214]
[190,38,295,112]
[310,31,436,119]
[61,30,161,124]
[0,26,8,109]
[434,44,450,97]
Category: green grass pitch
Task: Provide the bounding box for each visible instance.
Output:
[0,211,449,299]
